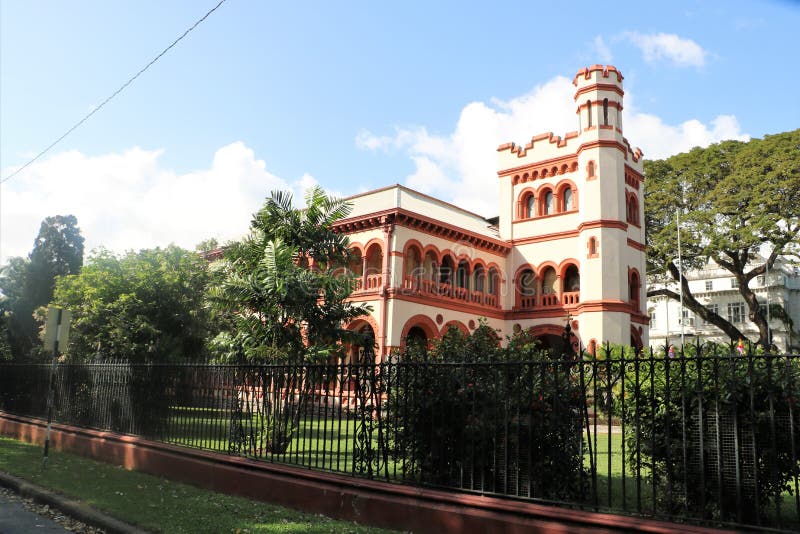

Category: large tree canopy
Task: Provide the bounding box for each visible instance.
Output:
[208,187,370,363]
[52,246,212,362]
[645,129,800,347]
[0,215,84,360]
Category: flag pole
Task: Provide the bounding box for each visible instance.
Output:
[677,209,685,347]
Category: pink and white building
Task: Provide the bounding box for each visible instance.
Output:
[336,65,648,358]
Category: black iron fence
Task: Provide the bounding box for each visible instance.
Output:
[1,348,799,531]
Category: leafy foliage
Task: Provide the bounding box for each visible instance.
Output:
[209,187,370,454]
[51,246,212,362]
[645,129,800,347]
[0,215,84,360]
[207,187,370,363]
[615,347,800,523]
[388,323,587,501]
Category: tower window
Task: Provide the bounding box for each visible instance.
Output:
[587,160,595,178]
[544,191,554,215]
[586,100,592,128]
[603,98,609,126]
[588,237,598,257]
[563,188,573,211]
[526,194,535,218]
[626,194,640,225]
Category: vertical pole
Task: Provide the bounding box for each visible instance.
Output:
[43,308,62,469]
[766,257,771,350]
[677,209,685,347]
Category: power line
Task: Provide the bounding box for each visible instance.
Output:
[0,0,228,185]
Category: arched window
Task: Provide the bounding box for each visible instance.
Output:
[629,271,641,310]
[349,248,363,278]
[365,243,382,275]
[423,250,438,281]
[440,256,454,286]
[586,100,592,128]
[603,98,609,126]
[488,267,499,296]
[587,160,595,178]
[519,269,536,296]
[364,243,383,289]
[473,264,485,292]
[526,194,535,218]
[541,267,557,295]
[563,265,580,292]
[562,187,573,211]
[406,326,428,353]
[518,268,537,308]
[588,237,598,257]
[544,191,554,215]
[404,245,422,279]
[456,260,470,289]
[627,195,640,225]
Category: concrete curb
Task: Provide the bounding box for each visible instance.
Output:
[0,471,148,534]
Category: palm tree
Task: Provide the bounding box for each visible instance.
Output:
[206,187,371,454]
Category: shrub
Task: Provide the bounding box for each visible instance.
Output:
[387,323,587,501]
[617,346,800,523]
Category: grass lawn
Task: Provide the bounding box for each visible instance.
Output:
[0,436,397,534]
[165,407,401,478]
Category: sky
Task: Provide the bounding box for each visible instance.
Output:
[1,0,798,265]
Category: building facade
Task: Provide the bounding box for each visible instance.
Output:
[336,65,648,359]
[648,257,800,352]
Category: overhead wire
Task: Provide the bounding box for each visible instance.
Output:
[0,0,228,185]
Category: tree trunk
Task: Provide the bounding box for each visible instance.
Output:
[646,261,747,345]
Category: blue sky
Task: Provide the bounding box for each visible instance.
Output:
[1,0,798,263]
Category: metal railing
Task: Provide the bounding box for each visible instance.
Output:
[1,347,799,531]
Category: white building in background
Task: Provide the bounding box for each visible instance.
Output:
[647,256,800,352]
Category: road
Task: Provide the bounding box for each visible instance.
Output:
[0,490,70,534]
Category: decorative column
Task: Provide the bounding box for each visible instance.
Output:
[361,255,368,290]
[380,215,395,360]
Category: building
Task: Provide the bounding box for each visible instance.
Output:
[335,65,648,359]
[648,256,800,352]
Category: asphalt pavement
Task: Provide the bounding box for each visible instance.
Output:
[0,491,70,533]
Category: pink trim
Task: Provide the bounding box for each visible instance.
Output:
[0,412,720,534]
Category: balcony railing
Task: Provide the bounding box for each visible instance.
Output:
[517,291,581,310]
[351,274,382,293]
[401,275,500,308]
[562,291,580,305]
[541,293,560,307]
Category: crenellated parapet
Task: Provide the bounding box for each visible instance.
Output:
[497,130,580,159]
[573,64,624,85]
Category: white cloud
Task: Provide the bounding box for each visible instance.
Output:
[1,142,316,264]
[626,114,749,159]
[355,129,394,151]
[356,76,748,216]
[624,32,707,67]
[353,76,576,216]
[593,36,613,63]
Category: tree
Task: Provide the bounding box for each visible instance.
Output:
[52,246,212,362]
[645,129,800,348]
[0,215,84,360]
[208,187,370,454]
[207,186,370,363]
[26,215,85,308]
[0,257,33,359]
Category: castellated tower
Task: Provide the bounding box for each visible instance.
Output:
[496,65,648,349]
